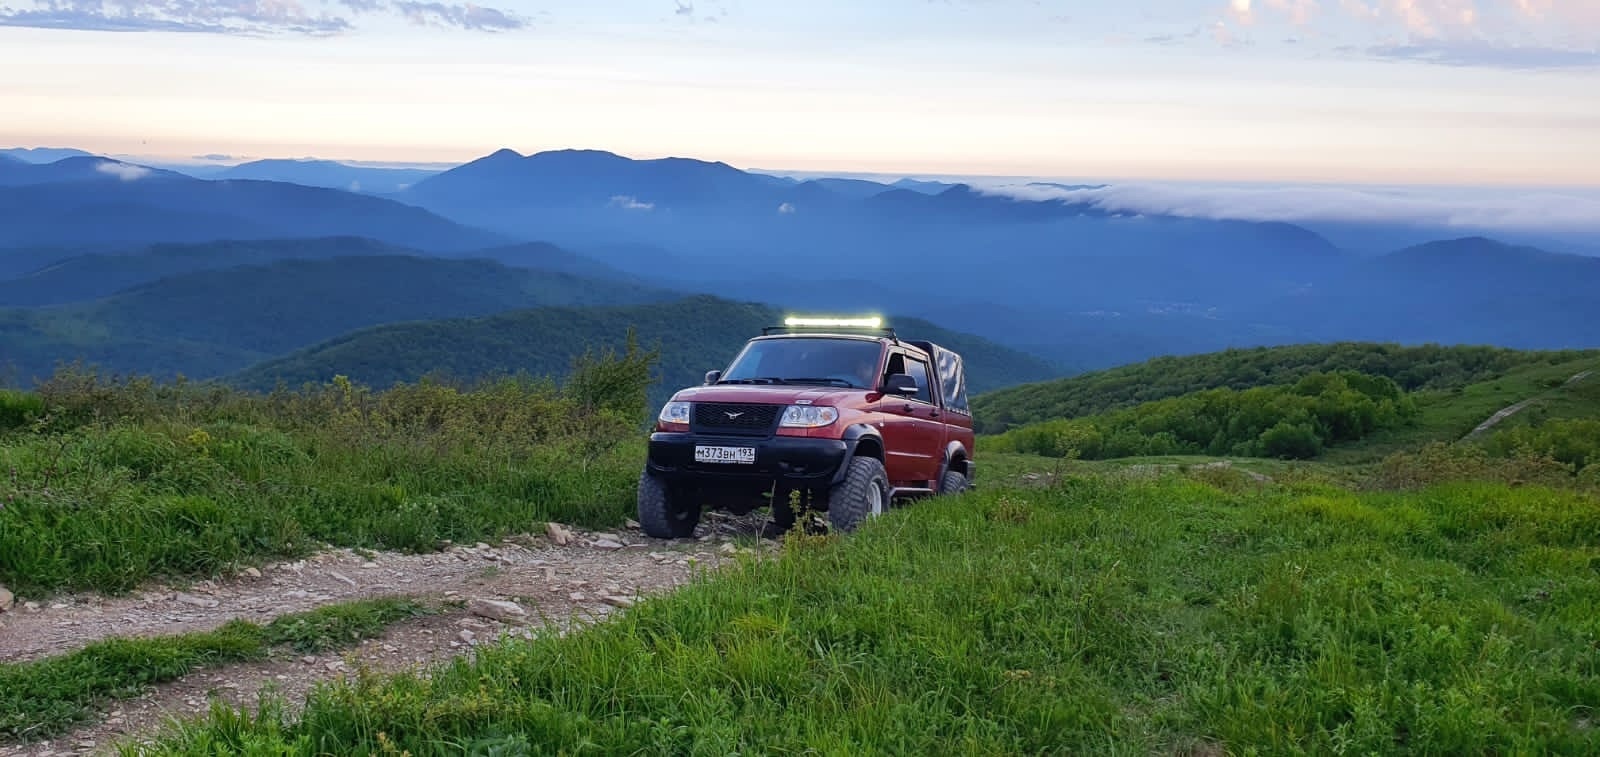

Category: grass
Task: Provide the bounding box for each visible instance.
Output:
[0,355,655,598]
[1325,356,1600,464]
[0,598,429,743]
[128,471,1600,755]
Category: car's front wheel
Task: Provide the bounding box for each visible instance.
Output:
[940,468,970,495]
[827,456,889,533]
[637,470,701,539]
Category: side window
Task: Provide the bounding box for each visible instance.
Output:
[903,355,933,404]
[936,348,969,413]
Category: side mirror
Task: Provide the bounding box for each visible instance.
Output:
[704,370,723,385]
[882,373,918,396]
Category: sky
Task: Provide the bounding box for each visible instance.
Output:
[0,0,1597,187]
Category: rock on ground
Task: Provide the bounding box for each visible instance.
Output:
[0,513,781,756]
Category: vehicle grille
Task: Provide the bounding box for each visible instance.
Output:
[693,403,781,435]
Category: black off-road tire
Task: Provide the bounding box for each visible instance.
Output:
[940,469,970,495]
[827,456,889,533]
[637,470,700,539]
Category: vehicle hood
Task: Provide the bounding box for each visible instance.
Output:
[669,385,868,406]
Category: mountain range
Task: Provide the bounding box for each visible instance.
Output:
[0,157,503,251]
[2,145,1597,397]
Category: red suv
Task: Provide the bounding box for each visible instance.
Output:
[638,318,976,538]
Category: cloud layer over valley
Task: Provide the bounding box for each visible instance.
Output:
[980,180,1600,233]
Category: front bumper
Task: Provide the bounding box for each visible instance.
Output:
[646,432,851,484]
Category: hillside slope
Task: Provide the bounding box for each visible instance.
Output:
[972,342,1599,433]
[232,296,1064,401]
[0,238,646,308]
[0,256,677,384]
[0,238,412,307]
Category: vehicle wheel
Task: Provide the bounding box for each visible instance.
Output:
[827,456,889,533]
[637,470,700,539]
[940,468,970,495]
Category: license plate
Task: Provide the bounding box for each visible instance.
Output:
[695,445,756,464]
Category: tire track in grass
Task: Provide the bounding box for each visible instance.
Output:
[1462,369,1595,440]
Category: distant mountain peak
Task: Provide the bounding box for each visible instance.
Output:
[0,146,95,164]
[1392,236,1524,259]
[486,148,524,161]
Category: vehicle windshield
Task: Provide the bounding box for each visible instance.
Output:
[719,338,884,389]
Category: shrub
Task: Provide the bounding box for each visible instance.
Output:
[1259,421,1323,460]
[1484,419,1600,473]
[1371,442,1577,491]
[988,371,1415,460]
[0,391,43,430]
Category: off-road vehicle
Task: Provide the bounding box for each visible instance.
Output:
[637,317,976,538]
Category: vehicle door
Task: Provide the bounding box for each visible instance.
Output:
[875,350,947,486]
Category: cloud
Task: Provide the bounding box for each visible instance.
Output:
[1368,38,1600,67]
[1214,0,1600,68]
[609,195,654,211]
[975,182,1600,232]
[390,1,524,31]
[0,0,527,35]
[777,202,796,214]
[96,161,152,181]
[193,154,237,161]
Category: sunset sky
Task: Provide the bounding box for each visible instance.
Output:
[1,0,1596,185]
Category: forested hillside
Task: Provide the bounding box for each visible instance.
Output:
[972,342,1599,433]
[234,295,1063,403]
[0,256,676,384]
[0,238,415,307]
[986,371,1418,460]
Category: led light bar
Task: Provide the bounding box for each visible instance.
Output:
[783,316,884,329]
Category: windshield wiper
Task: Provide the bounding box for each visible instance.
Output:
[717,377,788,385]
[784,377,857,388]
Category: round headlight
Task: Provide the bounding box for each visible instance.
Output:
[779,405,839,428]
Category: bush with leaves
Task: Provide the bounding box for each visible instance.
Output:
[988,371,1417,460]
[1484,419,1600,473]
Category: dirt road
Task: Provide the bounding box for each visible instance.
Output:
[0,514,769,756]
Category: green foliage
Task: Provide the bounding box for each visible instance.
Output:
[1372,442,1580,491]
[233,295,1062,409]
[0,598,423,742]
[989,371,1417,460]
[129,476,1600,755]
[0,251,676,385]
[0,389,42,430]
[0,350,656,596]
[1485,419,1600,472]
[1258,421,1322,459]
[974,342,1595,433]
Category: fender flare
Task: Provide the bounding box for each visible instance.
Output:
[936,440,971,486]
[830,424,884,485]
